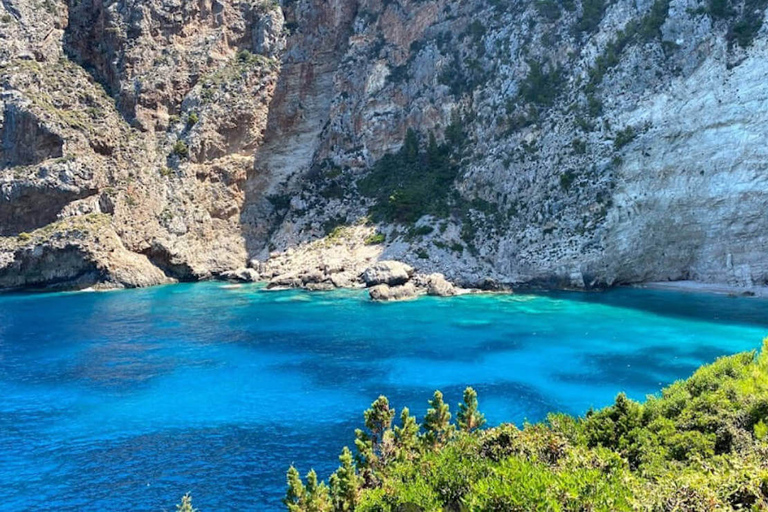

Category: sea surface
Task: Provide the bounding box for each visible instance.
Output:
[1,282,766,510]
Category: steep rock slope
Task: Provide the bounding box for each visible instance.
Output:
[0,0,283,288]
[1,0,767,290]
[245,0,768,289]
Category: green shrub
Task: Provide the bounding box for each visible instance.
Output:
[187,112,199,127]
[576,0,607,33]
[536,0,562,21]
[410,225,434,237]
[176,493,196,512]
[614,126,637,150]
[364,233,386,245]
[585,0,670,93]
[172,140,189,158]
[560,170,577,190]
[357,126,466,224]
[279,338,768,511]
[571,138,587,154]
[519,60,563,107]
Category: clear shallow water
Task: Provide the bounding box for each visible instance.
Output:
[0,283,766,511]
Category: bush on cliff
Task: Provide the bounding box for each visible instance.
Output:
[357,126,465,224]
[284,338,768,511]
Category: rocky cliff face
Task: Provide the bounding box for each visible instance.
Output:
[1,0,767,290]
[0,0,284,288]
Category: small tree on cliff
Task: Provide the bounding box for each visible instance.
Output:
[424,390,453,446]
[355,395,396,482]
[304,469,332,512]
[284,466,306,512]
[329,447,358,511]
[284,467,332,512]
[176,493,196,512]
[394,407,420,460]
[457,387,486,432]
[363,395,396,445]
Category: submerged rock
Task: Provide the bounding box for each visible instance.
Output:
[362,261,414,287]
[369,282,418,302]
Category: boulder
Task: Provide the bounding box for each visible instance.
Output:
[220,268,260,283]
[305,282,335,291]
[362,260,414,287]
[369,282,418,302]
[300,269,326,284]
[330,271,360,288]
[425,273,457,297]
[267,273,302,289]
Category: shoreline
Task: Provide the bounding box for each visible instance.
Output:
[3,275,768,301]
[633,280,768,298]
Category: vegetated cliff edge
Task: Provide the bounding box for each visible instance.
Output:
[1,0,767,290]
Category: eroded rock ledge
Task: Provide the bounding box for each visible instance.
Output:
[215,225,469,300]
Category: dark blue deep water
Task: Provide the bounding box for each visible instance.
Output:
[1,283,766,510]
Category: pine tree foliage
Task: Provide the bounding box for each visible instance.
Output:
[329,447,358,511]
[284,466,306,512]
[424,390,453,446]
[457,386,487,432]
[176,493,196,512]
[280,339,768,511]
[393,407,420,459]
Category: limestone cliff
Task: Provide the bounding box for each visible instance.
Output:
[1,0,767,290]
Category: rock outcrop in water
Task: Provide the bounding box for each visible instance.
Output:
[1,0,767,290]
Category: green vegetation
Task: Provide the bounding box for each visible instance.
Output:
[10,57,119,136]
[172,140,189,158]
[560,170,577,190]
[326,225,351,243]
[586,0,671,95]
[614,126,637,150]
[698,0,768,49]
[727,0,768,48]
[284,339,768,510]
[357,125,466,224]
[576,0,607,34]
[1,214,111,251]
[364,233,386,245]
[187,112,199,127]
[519,60,564,107]
[571,138,587,155]
[176,493,197,512]
[536,0,565,22]
[198,50,277,103]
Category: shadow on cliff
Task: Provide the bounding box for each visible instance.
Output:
[538,287,768,329]
[240,0,359,262]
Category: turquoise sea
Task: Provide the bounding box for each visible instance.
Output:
[0,282,766,510]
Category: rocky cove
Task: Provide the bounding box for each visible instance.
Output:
[2,0,768,293]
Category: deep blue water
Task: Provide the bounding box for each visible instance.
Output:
[0,283,766,510]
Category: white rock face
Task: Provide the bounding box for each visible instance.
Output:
[602,51,768,286]
[362,261,415,287]
[241,0,768,290]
